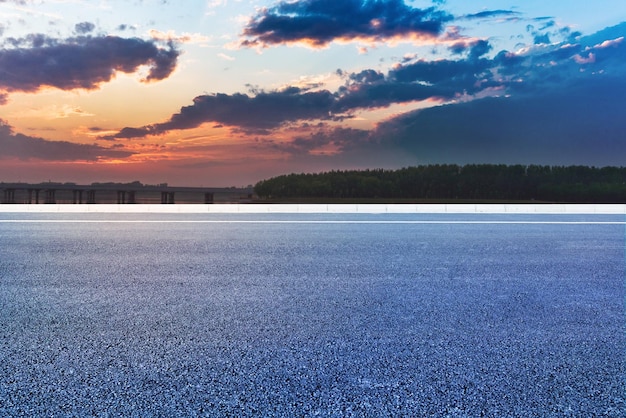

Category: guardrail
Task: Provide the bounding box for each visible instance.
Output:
[1,185,253,204]
[0,203,624,214]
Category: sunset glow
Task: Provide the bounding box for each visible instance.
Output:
[1,0,625,186]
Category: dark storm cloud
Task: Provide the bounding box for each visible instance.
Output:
[108,23,626,145]
[533,33,551,45]
[387,54,495,97]
[108,43,497,139]
[0,35,179,95]
[105,88,340,139]
[276,127,370,154]
[105,126,152,140]
[390,57,490,84]
[578,23,625,49]
[504,24,625,91]
[293,70,626,164]
[349,69,385,84]
[468,39,492,59]
[527,20,581,46]
[448,42,468,55]
[0,120,135,161]
[372,74,626,166]
[240,0,453,48]
[172,89,337,130]
[335,78,453,111]
[106,71,460,139]
[289,23,626,161]
[336,67,456,110]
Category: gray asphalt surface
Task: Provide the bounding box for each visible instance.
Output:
[0,213,624,416]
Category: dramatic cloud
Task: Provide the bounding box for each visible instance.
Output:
[0,35,179,97]
[106,74,459,139]
[278,127,371,155]
[449,39,492,58]
[373,74,626,166]
[334,70,455,111]
[106,88,340,138]
[290,23,626,163]
[0,120,135,161]
[240,0,453,48]
[388,58,494,95]
[109,22,626,148]
[390,22,626,97]
[106,48,494,138]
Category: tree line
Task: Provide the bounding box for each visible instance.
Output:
[254,165,626,202]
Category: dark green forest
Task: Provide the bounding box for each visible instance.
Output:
[254,165,626,202]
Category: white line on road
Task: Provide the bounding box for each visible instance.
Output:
[0,220,624,225]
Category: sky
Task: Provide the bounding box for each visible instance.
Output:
[1,0,625,186]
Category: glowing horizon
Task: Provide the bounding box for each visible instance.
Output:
[1,0,625,186]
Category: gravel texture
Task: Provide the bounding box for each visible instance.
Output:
[0,213,624,416]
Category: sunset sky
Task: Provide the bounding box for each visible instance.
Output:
[1,0,625,186]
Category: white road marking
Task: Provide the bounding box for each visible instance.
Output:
[0,220,624,225]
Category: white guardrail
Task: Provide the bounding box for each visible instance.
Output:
[0,203,625,214]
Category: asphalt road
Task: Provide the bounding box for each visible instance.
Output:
[0,213,624,416]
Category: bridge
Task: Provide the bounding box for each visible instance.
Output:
[0,183,254,204]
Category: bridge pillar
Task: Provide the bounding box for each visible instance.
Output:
[72,189,84,204]
[44,189,56,204]
[204,192,214,204]
[3,188,16,204]
[160,191,175,204]
[87,190,96,204]
[117,190,126,204]
[127,191,136,204]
